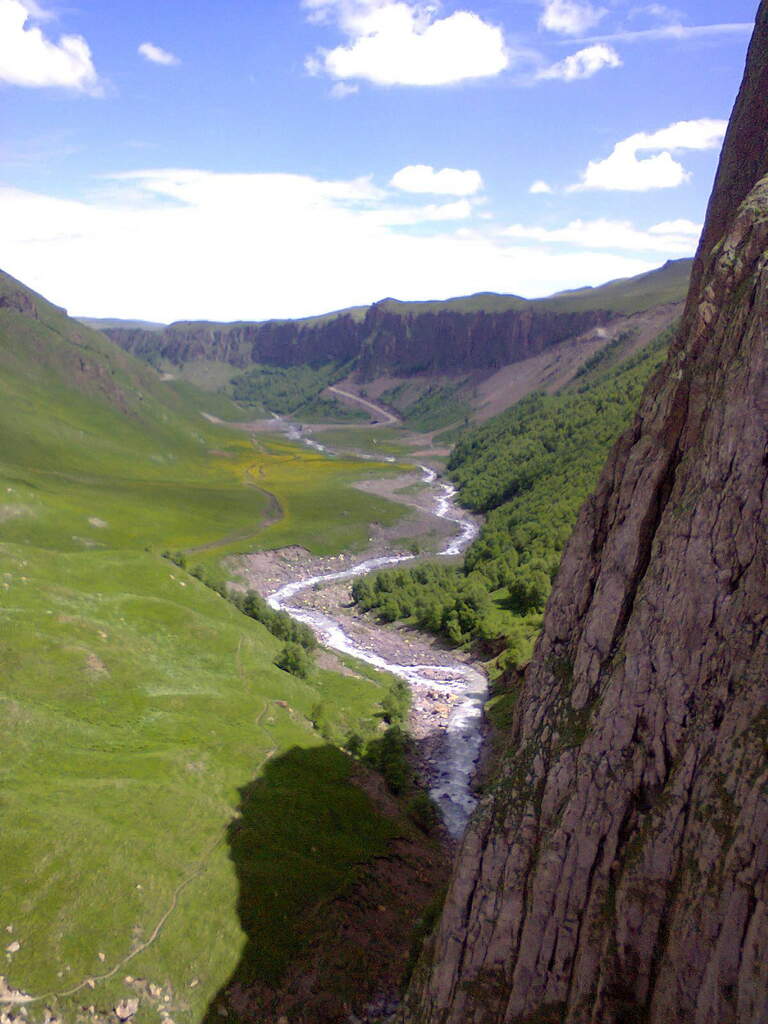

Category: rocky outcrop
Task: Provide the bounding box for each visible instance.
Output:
[404,9,768,1024]
[107,305,615,379]
[0,285,38,319]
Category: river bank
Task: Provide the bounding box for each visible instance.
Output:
[232,460,488,838]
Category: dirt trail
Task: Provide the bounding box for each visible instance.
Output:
[326,385,400,424]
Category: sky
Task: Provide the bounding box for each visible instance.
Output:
[0,0,758,322]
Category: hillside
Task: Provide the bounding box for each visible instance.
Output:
[405,7,768,1022]
[0,269,445,1024]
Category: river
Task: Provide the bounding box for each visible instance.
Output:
[266,457,487,838]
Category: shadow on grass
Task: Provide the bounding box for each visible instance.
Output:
[202,737,447,1024]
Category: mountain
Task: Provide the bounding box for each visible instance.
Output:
[404,9,768,1024]
[102,260,691,382]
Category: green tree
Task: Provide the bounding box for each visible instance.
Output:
[275,641,313,679]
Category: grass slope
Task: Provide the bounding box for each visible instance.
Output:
[1,544,406,1021]
[0,269,421,1023]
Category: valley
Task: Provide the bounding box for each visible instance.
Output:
[0,257,689,1024]
[1,167,764,1024]
[3,4,766,1024]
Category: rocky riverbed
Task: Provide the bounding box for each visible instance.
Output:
[232,462,488,838]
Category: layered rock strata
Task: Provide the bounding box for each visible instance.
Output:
[106,305,614,378]
[404,9,768,1024]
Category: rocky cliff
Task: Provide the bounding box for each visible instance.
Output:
[107,304,614,379]
[404,8,768,1024]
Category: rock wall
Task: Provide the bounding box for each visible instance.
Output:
[106,305,614,378]
[404,8,768,1024]
[354,306,612,378]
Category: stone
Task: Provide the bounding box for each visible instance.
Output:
[113,1000,138,1021]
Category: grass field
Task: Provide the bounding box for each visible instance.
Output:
[310,425,416,456]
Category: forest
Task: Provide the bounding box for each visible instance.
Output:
[352,327,674,669]
[230,360,365,420]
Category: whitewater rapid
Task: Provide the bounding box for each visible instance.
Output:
[266,448,486,837]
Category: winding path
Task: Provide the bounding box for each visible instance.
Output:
[326,385,400,425]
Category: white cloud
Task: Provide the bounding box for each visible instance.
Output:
[390,164,483,196]
[303,0,509,86]
[628,4,681,24]
[540,0,607,35]
[138,42,180,67]
[0,169,660,322]
[503,217,702,254]
[18,0,54,21]
[537,43,621,80]
[379,198,474,224]
[529,180,553,194]
[575,21,753,43]
[0,0,100,92]
[648,218,701,236]
[569,118,728,191]
[330,81,359,97]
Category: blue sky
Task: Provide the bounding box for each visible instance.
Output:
[0,0,757,321]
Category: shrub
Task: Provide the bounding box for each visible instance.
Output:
[406,792,440,833]
[275,641,313,679]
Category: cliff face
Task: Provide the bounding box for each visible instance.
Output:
[107,305,613,378]
[405,10,768,1024]
[354,307,611,377]
[107,313,364,370]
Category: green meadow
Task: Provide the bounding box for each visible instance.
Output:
[0,272,424,1022]
[0,545,407,1022]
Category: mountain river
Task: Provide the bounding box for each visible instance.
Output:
[266,452,487,838]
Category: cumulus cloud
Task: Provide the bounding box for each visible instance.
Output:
[303,0,509,86]
[537,43,621,80]
[138,42,180,66]
[390,164,484,196]
[529,180,553,194]
[503,217,702,254]
[0,169,661,322]
[0,0,100,92]
[569,118,728,191]
[540,0,607,35]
